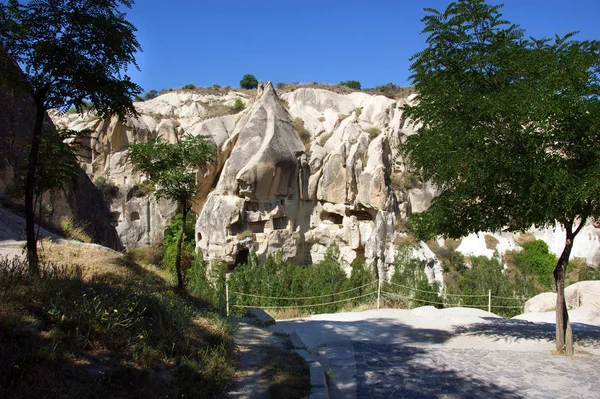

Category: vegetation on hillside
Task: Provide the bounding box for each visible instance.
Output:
[0,244,234,398]
[128,134,216,291]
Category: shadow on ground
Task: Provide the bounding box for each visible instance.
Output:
[354,342,524,399]
[454,317,600,349]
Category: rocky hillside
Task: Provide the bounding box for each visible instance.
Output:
[51,82,600,282]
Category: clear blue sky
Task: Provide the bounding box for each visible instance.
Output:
[125,0,600,93]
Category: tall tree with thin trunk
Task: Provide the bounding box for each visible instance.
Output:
[0,0,142,274]
[403,0,600,354]
[127,134,216,292]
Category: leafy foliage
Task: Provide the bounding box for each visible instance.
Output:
[228,245,377,315]
[231,98,245,113]
[93,176,120,200]
[384,243,441,308]
[127,134,216,207]
[402,0,600,352]
[403,0,600,240]
[339,80,362,90]
[0,0,142,272]
[512,240,557,290]
[0,0,142,118]
[127,134,216,291]
[240,74,259,89]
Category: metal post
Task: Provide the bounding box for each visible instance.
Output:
[226,279,230,317]
[488,289,491,313]
[377,278,382,309]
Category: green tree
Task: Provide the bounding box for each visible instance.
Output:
[340,80,361,90]
[127,134,216,292]
[143,89,159,101]
[240,74,259,89]
[0,0,142,274]
[402,0,600,354]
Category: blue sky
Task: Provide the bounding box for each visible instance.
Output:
[125,0,600,93]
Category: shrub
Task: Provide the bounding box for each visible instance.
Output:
[513,240,557,290]
[93,176,119,200]
[364,127,381,139]
[59,216,92,243]
[385,242,441,308]
[161,213,197,278]
[339,80,361,90]
[389,171,420,191]
[183,83,196,90]
[231,98,245,113]
[240,74,258,90]
[227,244,376,316]
[130,181,154,197]
[143,89,158,101]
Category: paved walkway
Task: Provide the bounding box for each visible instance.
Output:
[354,343,600,399]
[273,308,600,399]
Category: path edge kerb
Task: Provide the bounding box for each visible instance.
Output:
[289,332,330,399]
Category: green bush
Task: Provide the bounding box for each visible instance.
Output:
[513,240,557,290]
[240,74,258,90]
[231,98,245,113]
[227,244,377,316]
[93,176,119,200]
[292,117,311,145]
[385,243,441,308]
[445,255,532,317]
[339,80,361,90]
[161,212,197,277]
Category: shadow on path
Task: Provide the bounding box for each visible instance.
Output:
[454,317,600,349]
[354,343,524,399]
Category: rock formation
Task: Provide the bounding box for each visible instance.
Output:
[49,81,600,285]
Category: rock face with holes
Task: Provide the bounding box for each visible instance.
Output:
[52,88,250,248]
[195,82,414,279]
[49,80,600,282]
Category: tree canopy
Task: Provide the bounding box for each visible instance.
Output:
[402,0,600,354]
[240,74,258,89]
[0,0,143,273]
[128,134,216,291]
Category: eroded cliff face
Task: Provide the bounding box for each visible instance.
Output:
[52,89,251,248]
[51,81,600,282]
[195,82,424,280]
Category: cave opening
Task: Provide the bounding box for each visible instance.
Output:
[234,248,249,268]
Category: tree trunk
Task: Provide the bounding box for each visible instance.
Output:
[25,92,47,275]
[174,206,188,292]
[553,220,583,355]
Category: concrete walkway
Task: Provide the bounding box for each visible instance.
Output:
[273,307,600,399]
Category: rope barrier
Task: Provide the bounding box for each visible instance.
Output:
[381,291,487,309]
[231,290,378,310]
[232,280,378,300]
[387,280,488,298]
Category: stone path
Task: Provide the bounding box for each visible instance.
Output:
[353,343,600,399]
[274,309,600,399]
[227,318,287,399]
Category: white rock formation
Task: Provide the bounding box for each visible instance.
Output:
[50,82,600,284]
[524,281,600,313]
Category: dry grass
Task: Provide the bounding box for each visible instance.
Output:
[484,234,499,250]
[264,346,310,399]
[515,232,536,246]
[1,242,235,399]
[59,216,92,243]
